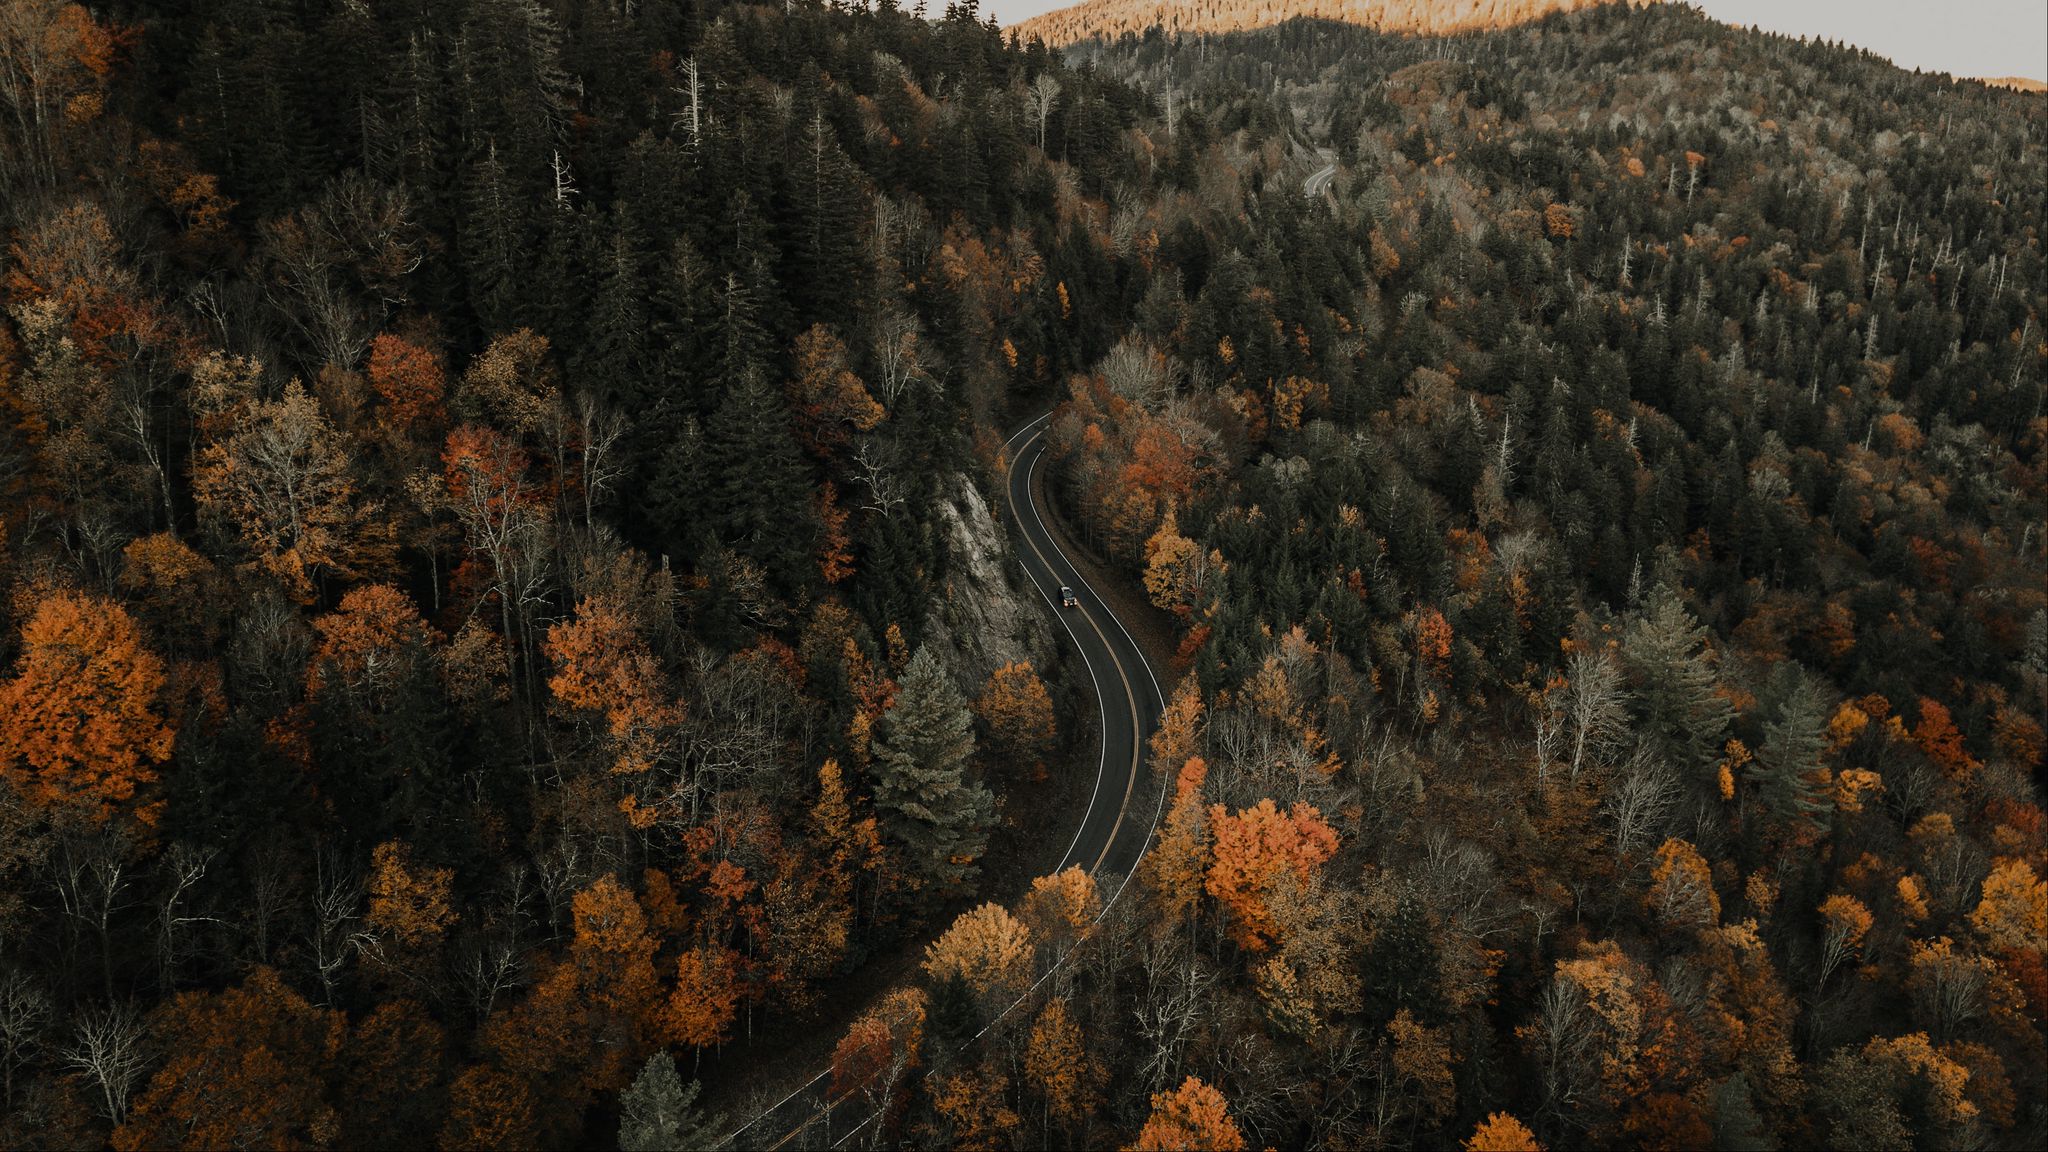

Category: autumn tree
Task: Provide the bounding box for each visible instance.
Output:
[1645,837,1720,932]
[113,967,342,1151]
[1024,996,1100,1139]
[570,875,662,1063]
[923,902,1034,1010]
[1143,508,1207,617]
[928,1060,1021,1151]
[1970,859,2048,954]
[306,585,451,843]
[1466,1112,1543,1151]
[339,999,446,1148]
[1912,697,1980,783]
[192,375,391,601]
[366,332,446,434]
[665,944,742,1052]
[831,988,926,1114]
[365,840,457,970]
[546,594,682,788]
[0,590,172,825]
[872,646,992,896]
[788,324,883,458]
[1817,894,1874,988]
[438,1064,537,1151]
[1019,866,1101,968]
[1143,757,1212,927]
[1205,798,1339,950]
[1130,1075,1246,1152]
[977,661,1057,777]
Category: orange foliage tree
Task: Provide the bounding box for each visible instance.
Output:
[0,589,172,824]
[787,324,883,457]
[1205,798,1339,950]
[113,967,343,1151]
[1143,757,1212,926]
[365,840,458,960]
[1912,697,1979,782]
[1024,996,1100,1136]
[366,333,446,433]
[977,661,1057,776]
[665,944,743,1050]
[1970,859,2048,954]
[192,378,390,601]
[1019,865,1101,965]
[545,594,681,782]
[1466,1112,1543,1151]
[1129,1075,1246,1151]
[831,988,926,1108]
[923,902,1034,1006]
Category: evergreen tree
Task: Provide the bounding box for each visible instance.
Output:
[872,646,992,897]
[703,370,816,588]
[1749,665,1831,835]
[786,111,867,330]
[580,205,652,413]
[618,1051,716,1152]
[1621,584,1735,775]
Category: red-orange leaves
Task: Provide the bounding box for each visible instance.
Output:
[545,595,680,779]
[1205,799,1338,950]
[367,333,446,432]
[1130,1075,1246,1151]
[0,589,172,824]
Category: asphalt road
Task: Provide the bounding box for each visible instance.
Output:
[1304,146,1338,197]
[720,412,1166,1150]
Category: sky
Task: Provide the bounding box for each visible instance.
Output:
[983,0,2048,81]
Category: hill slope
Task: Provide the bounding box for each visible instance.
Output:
[1012,0,1649,45]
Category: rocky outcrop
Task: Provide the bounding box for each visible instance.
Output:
[924,473,1056,692]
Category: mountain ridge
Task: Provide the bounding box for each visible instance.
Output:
[1010,0,1653,45]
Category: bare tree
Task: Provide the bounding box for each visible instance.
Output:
[1528,977,1597,1131]
[1099,336,1172,410]
[0,970,50,1109]
[1602,748,1682,863]
[673,57,702,147]
[851,437,906,518]
[63,1003,150,1128]
[307,851,371,1005]
[575,393,629,527]
[871,309,925,409]
[1564,649,1629,781]
[154,843,221,989]
[51,825,134,1002]
[1029,73,1061,151]
[1132,933,1216,1095]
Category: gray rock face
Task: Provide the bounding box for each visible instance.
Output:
[923,473,1056,692]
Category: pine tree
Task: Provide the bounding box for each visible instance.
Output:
[787,112,867,330]
[461,140,524,334]
[1621,584,1734,775]
[579,205,651,413]
[1749,666,1831,835]
[703,371,816,589]
[617,1051,715,1152]
[872,646,991,897]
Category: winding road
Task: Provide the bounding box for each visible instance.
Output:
[720,412,1166,1150]
[1303,145,1338,198]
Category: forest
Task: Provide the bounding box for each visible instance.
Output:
[0,0,2043,1149]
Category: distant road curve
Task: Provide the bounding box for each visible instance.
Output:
[1304,145,1338,197]
[720,412,1166,1150]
